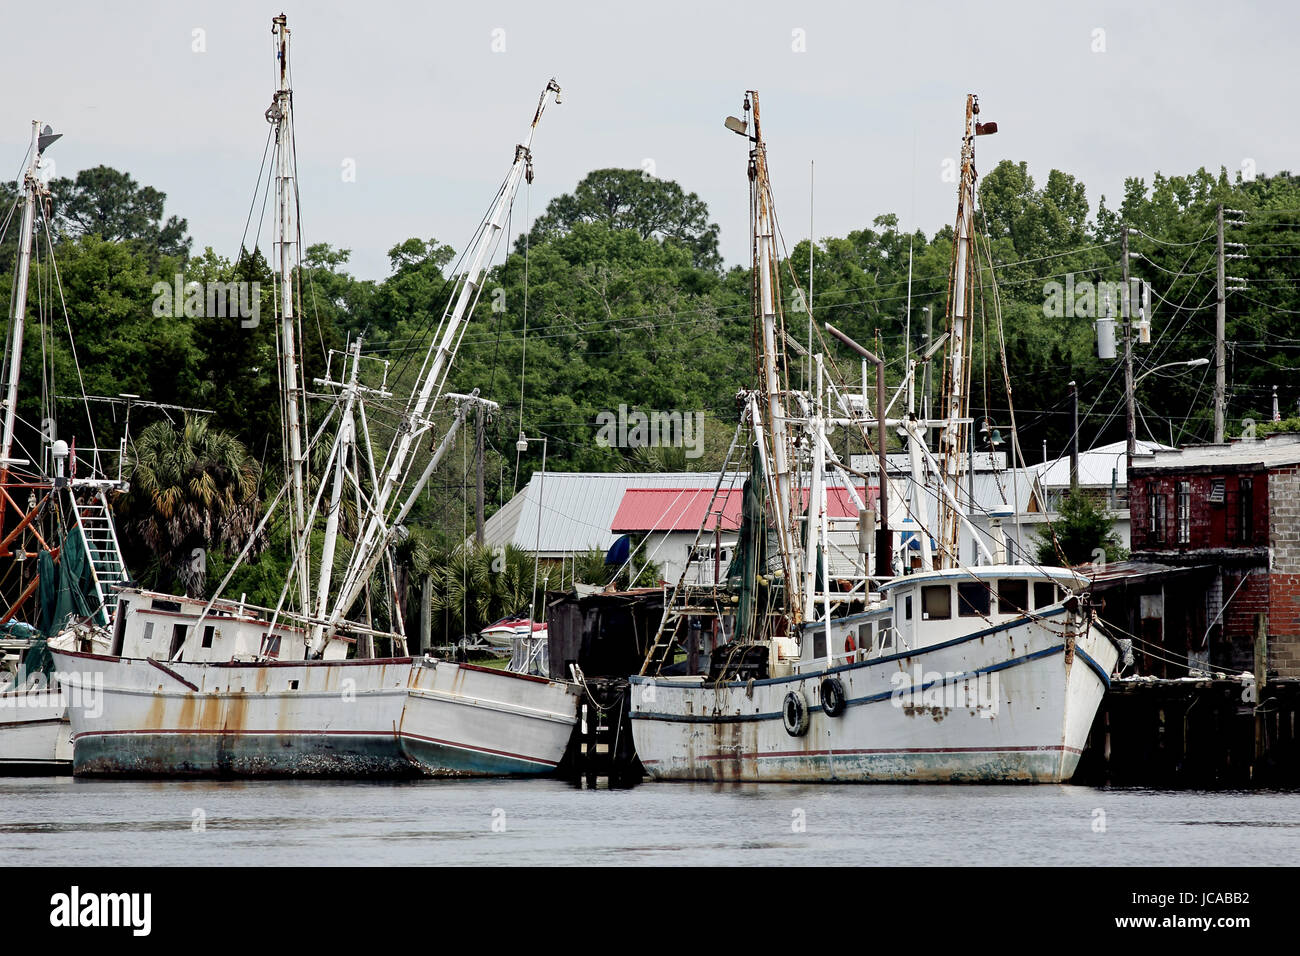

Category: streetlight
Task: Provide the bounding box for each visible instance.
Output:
[1133,357,1209,388]
[1128,358,1210,453]
[516,431,548,629]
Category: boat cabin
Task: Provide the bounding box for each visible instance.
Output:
[792,565,1086,674]
[109,588,351,663]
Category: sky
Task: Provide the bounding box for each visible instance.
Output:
[3,0,1294,280]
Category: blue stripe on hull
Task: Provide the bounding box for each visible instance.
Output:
[72,733,417,779]
[399,736,558,777]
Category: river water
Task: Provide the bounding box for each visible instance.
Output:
[2,777,1297,865]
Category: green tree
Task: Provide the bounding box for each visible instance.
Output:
[1034,491,1123,566]
[117,415,263,596]
[51,166,191,260]
[520,169,722,271]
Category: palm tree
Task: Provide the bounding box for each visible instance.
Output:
[118,414,263,596]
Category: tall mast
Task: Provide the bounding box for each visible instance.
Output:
[2,122,57,477]
[317,79,561,653]
[936,94,985,568]
[270,13,311,618]
[733,91,803,626]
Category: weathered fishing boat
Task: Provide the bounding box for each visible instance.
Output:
[52,16,578,777]
[627,92,1121,783]
[0,121,127,772]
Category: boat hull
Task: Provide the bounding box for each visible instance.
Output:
[52,652,415,778]
[630,609,1119,783]
[50,651,580,779]
[0,692,72,774]
[398,659,580,776]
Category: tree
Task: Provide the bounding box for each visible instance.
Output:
[51,166,191,260]
[1034,491,1124,567]
[117,415,263,596]
[519,169,722,271]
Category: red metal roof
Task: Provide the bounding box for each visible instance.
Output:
[611,485,877,533]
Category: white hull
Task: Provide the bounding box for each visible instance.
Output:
[399,660,580,775]
[0,691,72,772]
[51,651,579,778]
[630,609,1119,783]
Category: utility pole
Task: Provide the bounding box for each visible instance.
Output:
[1215,203,1225,443]
[474,403,486,545]
[1069,381,1079,492]
[1122,228,1136,458]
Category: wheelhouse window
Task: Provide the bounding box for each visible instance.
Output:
[857,622,873,653]
[957,581,990,617]
[1176,481,1191,544]
[998,579,1029,614]
[1033,581,1059,609]
[202,625,216,648]
[879,617,893,648]
[921,585,951,620]
[904,595,913,621]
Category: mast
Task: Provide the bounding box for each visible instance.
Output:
[735,92,803,626]
[317,79,561,654]
[2,122,57,477]
[936,94,994,568]
[270,13,312,620]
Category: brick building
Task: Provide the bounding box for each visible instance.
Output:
[1127,433,1300,678]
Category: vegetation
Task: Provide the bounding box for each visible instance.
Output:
[1034,491,1126,567]
[7,152,1298,634]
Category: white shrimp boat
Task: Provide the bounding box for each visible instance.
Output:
[51,17,578,777]
[628,92,1121,783]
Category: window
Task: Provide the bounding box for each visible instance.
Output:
[957,582,990,617]
[1208,479,1225,504]
[1238,478,1254,545]
[1033,581,1059,609]
[904,595,913,621]
[1176,481,1191,544]
[922,585,951,620]
[812,629,826,659]
[262,632,282,657]
[879,617,893,648]
[1147,488,1166,544]
[141,621,155,643]
[857,622,873,653]
[998,579,1029,614]
[202,625,215,649]
[169,624,187,659]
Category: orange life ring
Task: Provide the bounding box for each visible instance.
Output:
[844,634,856,653]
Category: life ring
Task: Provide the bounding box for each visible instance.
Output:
[782,690,810,737]
[844,634,856,653]
[821,676,847,717]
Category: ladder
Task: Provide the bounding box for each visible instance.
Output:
[72,490,129,626]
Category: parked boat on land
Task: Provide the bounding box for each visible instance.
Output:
[627,92,1121,783]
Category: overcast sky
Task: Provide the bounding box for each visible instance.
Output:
[4,0,1293,280]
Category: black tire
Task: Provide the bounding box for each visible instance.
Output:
[821,676,847,717]
[782,690,810,737]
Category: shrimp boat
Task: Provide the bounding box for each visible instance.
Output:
[52,16,578,777]
[627,92,1120,783]
[0,121,133,772]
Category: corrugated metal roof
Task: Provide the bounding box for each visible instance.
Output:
[610,485,879,532]
[481,472,744,556]
[1036,440,1172,489]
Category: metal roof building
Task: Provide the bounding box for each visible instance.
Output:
[480,472,743,558]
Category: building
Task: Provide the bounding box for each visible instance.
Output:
[1127,433,1300,678]
[1033,439,1173,549]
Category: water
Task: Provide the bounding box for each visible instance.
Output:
[2,777,1298,865]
